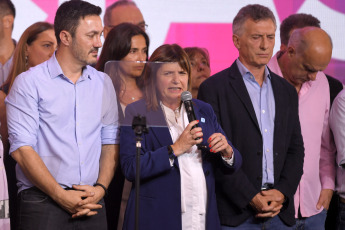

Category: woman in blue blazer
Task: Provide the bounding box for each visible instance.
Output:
[120,44,242,230]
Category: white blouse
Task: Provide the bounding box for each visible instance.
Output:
[161,103,207,230]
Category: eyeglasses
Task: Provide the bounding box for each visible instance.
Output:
[107,22,148,31]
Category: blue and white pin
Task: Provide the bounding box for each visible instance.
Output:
[200,117,205,123]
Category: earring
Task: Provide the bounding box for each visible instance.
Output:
[25,56,28,68]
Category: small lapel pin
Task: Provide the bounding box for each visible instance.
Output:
[201,117,205,123]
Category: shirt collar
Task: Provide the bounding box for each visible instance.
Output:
[236,58,271,83]
[47,52,92,81]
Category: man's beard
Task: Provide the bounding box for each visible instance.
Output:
[71,39,98,66]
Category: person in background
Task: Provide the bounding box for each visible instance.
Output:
[0,21,56,230]
[0,0,15,86]
[5,1,119,229]
[184,47,211,98]
[198,4,304,229]
[268,27,335,230]
[103,0,146,39]
[120,43,241,230]
[279,13,343,106]
[0,138,9,230]
[96,22,149,230]
[329,89,345,230]
[277,14,343,229]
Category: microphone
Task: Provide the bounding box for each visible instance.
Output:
[181,91,199,130]
[181,91,206,148]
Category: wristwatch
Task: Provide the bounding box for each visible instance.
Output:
[167,145,176,160]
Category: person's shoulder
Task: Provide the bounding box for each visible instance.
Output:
[86,65,115,89]
[192,98,214,113]
[325,73,343,87]
[86,65,108,79]
[193,98,211,108]
[270,70,295,92]
[122,99,147,125]
[335,88,345,100]
[16,61,48,84]
[201,62,237,89]
[126,99,147,112]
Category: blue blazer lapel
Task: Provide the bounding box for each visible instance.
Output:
[146,107,173,148]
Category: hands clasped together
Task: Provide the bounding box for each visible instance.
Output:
[170,120,233,158]
[250,189,285,218]
[56,184,105,218]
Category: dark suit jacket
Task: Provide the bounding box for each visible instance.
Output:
[198,61,304,226]
[120,99,242,230]
[325,74,343,107]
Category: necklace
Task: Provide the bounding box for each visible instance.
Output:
[120,89,141,102]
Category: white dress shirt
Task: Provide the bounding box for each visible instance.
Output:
[161,103,207,230]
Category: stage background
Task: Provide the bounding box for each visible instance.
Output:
[11,0,345,83]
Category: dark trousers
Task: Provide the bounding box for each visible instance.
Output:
[17,187,107,230]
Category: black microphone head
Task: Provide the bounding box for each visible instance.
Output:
[181,91,192,102]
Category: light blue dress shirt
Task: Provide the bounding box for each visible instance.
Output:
[5,53,120,192]
[236,59,275,185]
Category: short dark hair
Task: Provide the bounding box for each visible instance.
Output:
[104,0,136,26]
[280,13,320,45]
[0,0,15,18]
[54,0,102,44]
[233,4,276,36]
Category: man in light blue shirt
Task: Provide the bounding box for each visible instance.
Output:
[198,4,304,229]
[236,59,276,187]
[5,1,119,229]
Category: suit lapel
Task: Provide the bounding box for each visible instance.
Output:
[228,63,261,132]
[270,73,285,138]
[146,107,173,147]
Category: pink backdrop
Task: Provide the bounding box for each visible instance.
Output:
[11,0,345,83]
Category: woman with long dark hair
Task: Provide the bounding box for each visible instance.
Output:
[96,23,149,117]
[96,22,149,230]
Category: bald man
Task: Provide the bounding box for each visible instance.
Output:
[103,1,145,38]
[268,27,336,230]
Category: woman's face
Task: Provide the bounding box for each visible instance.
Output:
[26,29,57,68]
[156,62,189,108]
[190,51,211,90]
[120,34,147,78]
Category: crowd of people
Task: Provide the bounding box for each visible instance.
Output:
[0,0,344,230]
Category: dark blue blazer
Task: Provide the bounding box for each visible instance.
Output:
[120,99,242,230]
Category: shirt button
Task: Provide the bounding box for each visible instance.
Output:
[262,110,265,114]
[266,149,269,152]
[264,129,267,132]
